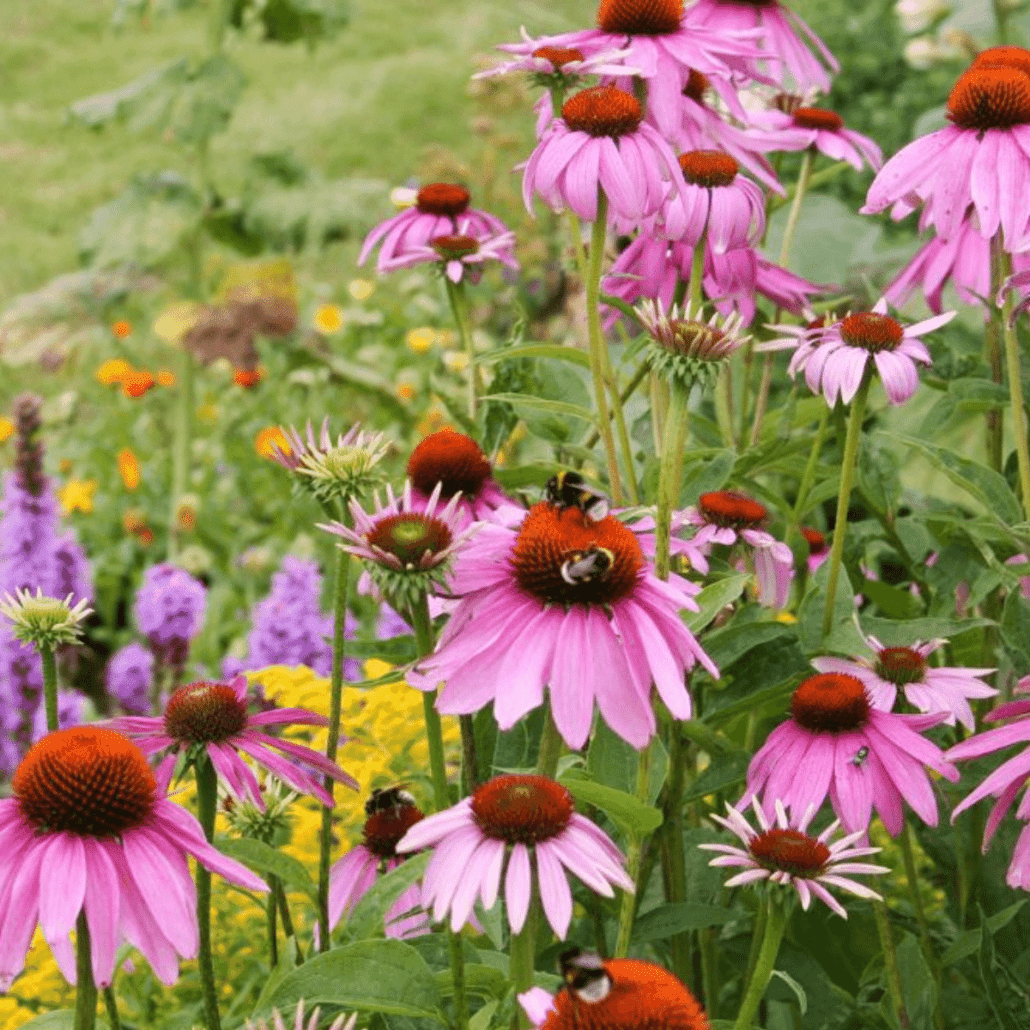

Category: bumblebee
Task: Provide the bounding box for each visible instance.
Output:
[545,470,610,522]
[560,545,615,586]
[364,784,417,817]
[559,948,612,1003]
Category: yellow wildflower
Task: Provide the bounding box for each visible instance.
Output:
[58,479,97,514]
[396,382,417,403]
[118,449,141,491]
[255,426,290,459]
[348,279,375,301]
[95,358,133,386]
[313,304,344,335]
[0,418,13,443]
[153,302,202,344]
[156,368,176,387]
[405,327,436,354]
[443,350,470,373]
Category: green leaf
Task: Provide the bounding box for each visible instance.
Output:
[216,837,317,901]
[68,61,185,127]
[883,433,1023,525]
[942,901,1026,966]
[702,622,796,671]
[479,394,597,425]
[559,772,663,836]
[857,441,899,518]
[16,1014,75,1030]
[680,449,735,504]
[859,615,995,646]
[345,852,431,940]
[860,578,921,620]
[770,969,808,1016]
[469,1000,499,1030]
[681,750,750,802]
[305,346,409,417]
[631,902,736,943]
[587,720,668,803]
[475,344,590,369]
[896,933,936,1030]
[1001,591,1030,675]
[977,904,1022,1030]
[348,635,417,662]
[436,964,508,1000]
[685,574,751,632]
[254,939,445,1022]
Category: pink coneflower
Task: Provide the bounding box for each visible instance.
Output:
[787,299,955,406]
[475,29,637,82]
[0,726,267,990]
[700,799,888,917]
[947,680,1030,889]
[683,491,793,608]
[742,672,960,836]
[812,634,996,730]
[329,789,428,939]
[407,501,718,750]
[105,675,357,809]
[801,526,829,574]
[406,429,510,529]
[686,0,838,93]
[862,65,1030,247]
[659,152,766,252]
[359,184,510,273]
[523,85,681,223]
[387,224,519,284]
[395,774,633,937]
[745,106,883,172]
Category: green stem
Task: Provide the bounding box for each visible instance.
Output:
[988,236,1006,474]
[276,881,299,955]
[614,742,651,958]
[449,931,470,1030]
[535,704,564,779]
[41,646,58,733]
[74,912,97,1030]
[655,382,691,580]
[778,149,814,269]
[459,715,481,796]
[318,547,350,953]
[584,192,624,504]
[510,894,539,1029]
[168,349,196,562]
[792,406,830,526]
[733,894,788,1030]
[102,986,121,1030]
[195,755,222,1030]
[665,721,691,983]
[267,874,279,967]
[688,233,706,312]
[742,897,768,993]
[900,822,943,1030]
[821,369,872,640]
[583,361,650,452]
[1000,250,1030,519]
[602,346,641,504]
[872,897,910,1030]
[445,278,478,427]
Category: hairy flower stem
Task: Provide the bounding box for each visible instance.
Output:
[41,645,58,732]
[410,593,469,1030]
[585,192,624,504]
[535,704,564,779]
[195,755,222,1030]
[445,278,479,426]
[73,912,97,1030]
[792,406,830,527]
[103,987,121,1030]
[733,894,788,1030]
[510,890,540,1029]
[821,368,872,640]
[987,238,1006,474]
[872,898,910,1029]
[900,822,944,1030]
[168,349,196,562]
[459,715,482,795]
[655,382,691,580]
[267,873,280,966]
[665,721,692,983]
[318,546,351,953]
[999,252,1030,519]
[614,741,652,958]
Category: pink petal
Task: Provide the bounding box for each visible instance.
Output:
[535,842,573,939]
[505,843,532,933]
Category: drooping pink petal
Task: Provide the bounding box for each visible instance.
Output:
[535,842,574,938]
[505,843,532,933]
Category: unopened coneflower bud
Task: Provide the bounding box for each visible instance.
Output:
[0,588,91,650]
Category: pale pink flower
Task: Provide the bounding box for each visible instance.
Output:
[387,223,518,283]
[787,298,955,406]
[746,106,882,171]
[801,526,829,574]
[700,799,888,917]
[683,490,793,607]
[359,184,510,273]
[105,675,357,809]
[0,727,267,991]
[947,678,1030,890]
[812,634,996,731]
[396,774,633,938]
[742,672,960,836]
[407,501,718,750]
[686,0,839,93]
[474,29,638,81]
[523,85,681,224]
[862,65,1030,248]
[999,269,1030,325]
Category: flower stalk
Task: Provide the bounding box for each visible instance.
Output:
[872,897,910,1029]
[999,250,1030,519]
[655,381,691,580]
[732,893,789,1030]
[510,888,539,1030]
[614,741,651,958]
[74,912,97,1030]
[821,366,872,639]
[195,753,223,1030]
[535,705,564,780]
[41,645,58,733]
[444,277,479,425]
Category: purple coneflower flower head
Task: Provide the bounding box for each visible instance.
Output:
[134,563,206,672]
[407,501,718,750]
[0,726,267,990]
[405,429,510,531]
[246,1002,355,1030]
[659,151,766,251]
[946,681,1030,889]
[475,29,638,85]
[787,299,955,406]
[812,634,996,730]
[329,789,428,939]
[743,672,960,836]
[684,491,793,608]
[523,84,681,224]
[388,224,519,284]
[746,106,883,171]
[320,481,476,614]
[104,674,358,809]
[359,183,509,274]
[863,62,1030,247]
[699,798,888,917]
[396,774,633,938]
[686,0,839,93]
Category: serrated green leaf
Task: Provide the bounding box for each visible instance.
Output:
[685,574,751,632]
[345,852,431,941]
[475,344,590,368]
[216,837,316,901]
[559,772,663,836]
[254,939,445,1022]
[631,902,736,943]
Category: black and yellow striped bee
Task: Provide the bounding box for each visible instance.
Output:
[559,948,612,1003]
[545,470,610,522]
[560,545,615,586]
[365,784,417,817]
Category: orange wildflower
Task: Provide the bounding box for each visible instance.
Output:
[118,449,141,491]
[96,359,133,386]
[112,320,132,339]
[254,426,290,460]
[121,371,155,399]
[233,366,265,389]
[156,369,176,387]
